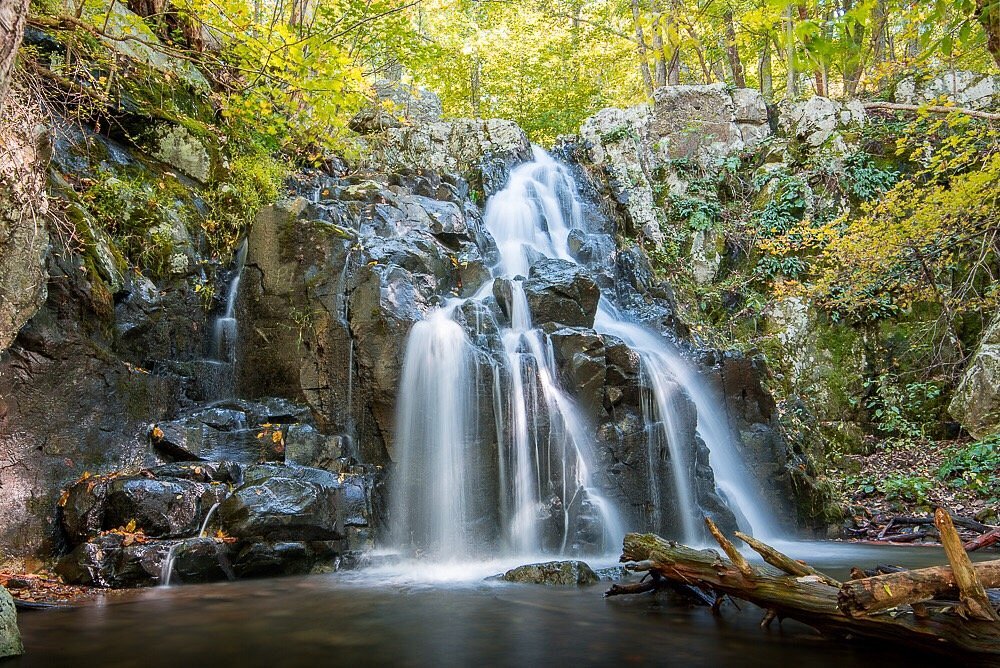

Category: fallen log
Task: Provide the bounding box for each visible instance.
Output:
[884,514,993,534]
[838,555,1000,615]
[966,527,1000,553]
[935,509,1000,621]
[615,529,1000,656]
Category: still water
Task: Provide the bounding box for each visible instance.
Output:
[12,542,999,667]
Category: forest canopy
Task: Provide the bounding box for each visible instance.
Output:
[21,0,1000,147]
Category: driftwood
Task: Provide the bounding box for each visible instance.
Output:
[611,512,1000,657]
[967,527,1000,553]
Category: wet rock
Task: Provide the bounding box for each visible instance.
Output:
[524,259,600,327]
[284,424,348,470]
[949,314,1000,439]
[549,327,606,415]
[103,477,203,538]
[56,534,168,588]
[148,461,242,484]
[217,465,369,541]
[0,93,49,353]
[500,560,599,586]
[60,474,113,546]
[162,537,235,584]
[231,541,340,578]
[0,586,22,659]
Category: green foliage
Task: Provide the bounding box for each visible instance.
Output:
[845,472,936,506]
[859,373,942,440]
[203,153,287,258]
[81,171,191,276]
[843,152,899,201]
[937,438,1000,500]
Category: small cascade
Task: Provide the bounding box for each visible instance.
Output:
[160,542,181,587]
[212,239,248,364]
[392,146,775,560]
[199,502,222,538]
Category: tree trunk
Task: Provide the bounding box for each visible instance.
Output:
[723,8,745,87]
[797,3,825,95]
[0,0,29,112]
[630,0,654,95]
[785,4,796,99]
[760,35,773,98]
[976,0,1000,69]
[651,8,667,87]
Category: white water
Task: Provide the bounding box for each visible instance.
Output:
[392,146,775,561]
[212,239,247,363]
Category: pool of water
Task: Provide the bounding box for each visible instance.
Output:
[11,542,999,667]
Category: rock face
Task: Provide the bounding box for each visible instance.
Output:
[0,586,22,659]
[778,96,866,156]
[500,560,599,585]
[895,70,1000,110]
[950,315,1000,439]
[577,84,769,261]
[0,84,49,352]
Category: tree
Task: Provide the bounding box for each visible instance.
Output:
[0,0,29,111]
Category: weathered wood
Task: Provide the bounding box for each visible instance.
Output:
[935,508,1000,621]
[734,531,840,587]
[705,518,755,578]
[863,101,1000,121]
[838,559,1000,615]
[965,527,1000,553]
[618,532,1000,656]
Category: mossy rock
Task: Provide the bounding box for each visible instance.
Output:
[500,560,599,586]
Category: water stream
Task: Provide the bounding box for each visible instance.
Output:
[392,147,774,558]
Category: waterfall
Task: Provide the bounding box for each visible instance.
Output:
[212,239,247,364]
[392,146,774,558]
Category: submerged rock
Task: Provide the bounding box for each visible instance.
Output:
[500,560,599,586]
[0,586,23,659]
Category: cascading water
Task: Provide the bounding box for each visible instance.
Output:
[212,239,247,364]
[392,146,774,559]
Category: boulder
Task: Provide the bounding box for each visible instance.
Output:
[217,465,369,541]
[778,96,865,155]
[231,541,340,578]
[523,259,600,327]
[0,586,22,659]
[160,537,235,584]
[500,560,599,585]
[103,477,204,538]
[949,315,1000,439]
[56,534,168,588]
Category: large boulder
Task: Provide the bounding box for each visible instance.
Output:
[950,315,1000,439]
[778,96,865,156]
[522,259,600,328]
[102,477,204,538]
[217,465,369,541]
[56,533,169,588]
[0,586,22,659]
[500,560,599,585]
